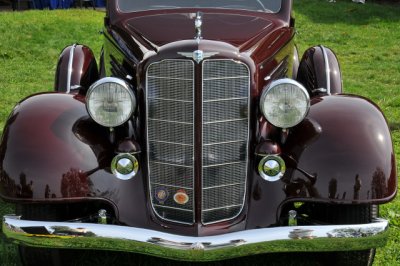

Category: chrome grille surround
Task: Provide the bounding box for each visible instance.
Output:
[146,60,195,225]
[146,59,250,225]
[202,60,250,224]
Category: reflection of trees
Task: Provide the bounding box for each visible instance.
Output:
[61,168,93,198]
[51,226,96,237]
[0,171,34,199]
[371,167,387,199]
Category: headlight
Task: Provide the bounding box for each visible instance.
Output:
[86,77,136,127]
[260,78,310,129]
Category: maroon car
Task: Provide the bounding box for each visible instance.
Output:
[1,0,396,265]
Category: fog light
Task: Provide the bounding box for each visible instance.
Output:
[111,153,139,180]
[258,155,285,182]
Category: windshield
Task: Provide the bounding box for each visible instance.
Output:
[117,0,282,13]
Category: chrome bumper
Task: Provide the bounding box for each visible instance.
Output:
[2,215,388,261]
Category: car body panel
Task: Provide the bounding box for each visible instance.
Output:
[0,93,395,235]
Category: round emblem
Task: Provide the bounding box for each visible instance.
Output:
[155,187,169,204]
[173,189,189,205]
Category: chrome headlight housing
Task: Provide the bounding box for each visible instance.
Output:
[260,78,310,129]
[86,77,136,128]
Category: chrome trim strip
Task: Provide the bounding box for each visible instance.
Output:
[203,204,243,212]
[146,76,192,81]
[203,118,247,125]
[153,205,193,212]
[203,140,246,146]
[149,140,193,147]
[203,183,244,190]
[66,44,77,93]
[147,97,193,103]
[152,161,193,169]
[320,45,331,95]
[148,118,193,125]
[3,216,389,261]
[204,97,248,103]
[204,76,249,81]
[152,182,192,190]
[203,161,243,168]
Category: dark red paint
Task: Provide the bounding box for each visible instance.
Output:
[55,44,99,93]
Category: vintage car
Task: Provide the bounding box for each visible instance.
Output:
[1,0,397,265]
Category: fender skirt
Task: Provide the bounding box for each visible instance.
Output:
[281,94,397,204]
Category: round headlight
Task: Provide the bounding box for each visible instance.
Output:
[86,77,136,127]
[260,78,310,129]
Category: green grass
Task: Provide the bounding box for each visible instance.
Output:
[1,0,400,265]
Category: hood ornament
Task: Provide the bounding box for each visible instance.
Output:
[177,12,219,63]
[195,11,203,42]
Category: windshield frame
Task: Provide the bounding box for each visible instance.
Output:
[115,0,282,14]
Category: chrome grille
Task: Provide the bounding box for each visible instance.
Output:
[146,59,249,225]
[202,60,249,224]
[147,60,194,224]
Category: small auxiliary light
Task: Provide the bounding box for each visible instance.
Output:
[111,153,139,180]
[258,155,286,182]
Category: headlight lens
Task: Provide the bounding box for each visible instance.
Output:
[260,78,310,129]
[86,77,136,127]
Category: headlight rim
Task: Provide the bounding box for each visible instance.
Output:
[260,78,310,129]
[86,77,136,128]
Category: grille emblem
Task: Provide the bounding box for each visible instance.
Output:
[178,50,219,63]
[155,187,169,204]
[173,189,189,205]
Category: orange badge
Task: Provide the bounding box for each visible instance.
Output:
[173,189,189,205]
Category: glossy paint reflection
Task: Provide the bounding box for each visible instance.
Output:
[283,95,396,202]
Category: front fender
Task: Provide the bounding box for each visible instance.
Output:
[0,93,100,200]
[54,44,99,93]
[0,93,150,227]
[283,94,396,203]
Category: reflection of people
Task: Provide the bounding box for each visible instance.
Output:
[17,173,33,198]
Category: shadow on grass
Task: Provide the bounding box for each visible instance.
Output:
[389,122,400,131]
[294,0,400,25]
[39,249,350,266]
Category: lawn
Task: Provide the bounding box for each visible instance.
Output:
[1,0,400,265]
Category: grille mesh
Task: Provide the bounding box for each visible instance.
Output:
[202,60,249,224]
[146,59,249,225]
[147,60,194,224]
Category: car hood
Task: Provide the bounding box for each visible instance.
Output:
[125,12,274,48]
